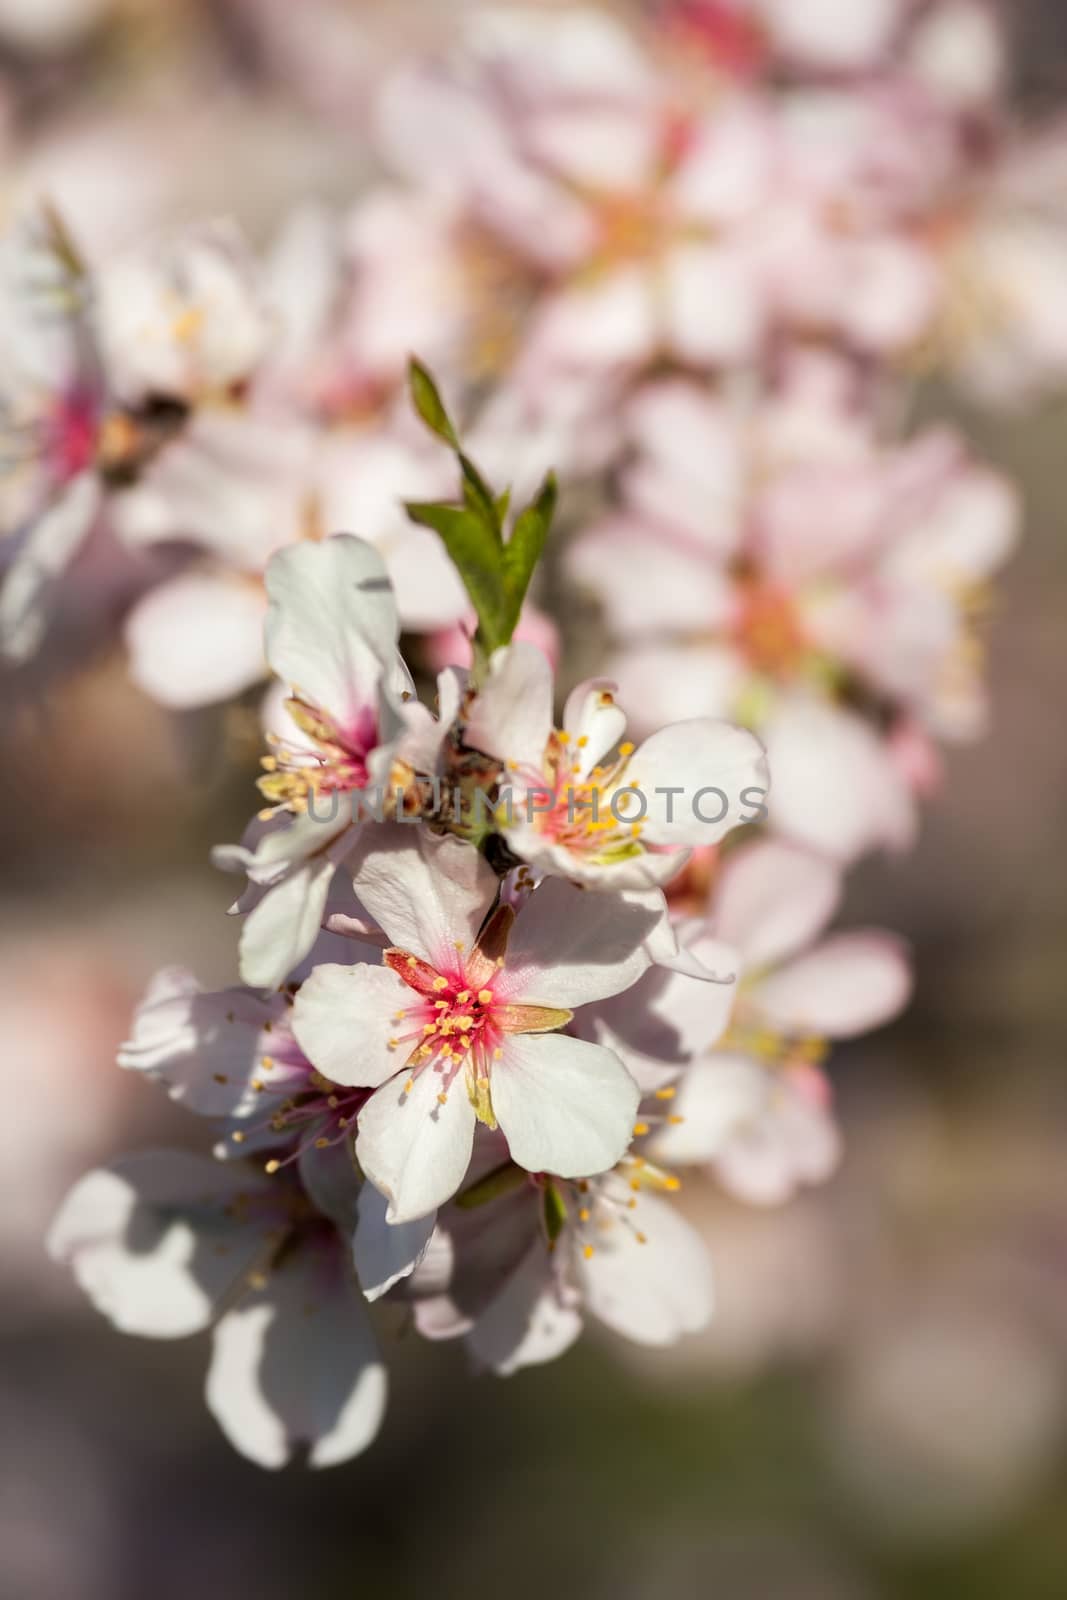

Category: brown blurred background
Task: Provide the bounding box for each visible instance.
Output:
[1,4,1066,1598]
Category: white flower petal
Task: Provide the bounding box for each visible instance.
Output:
[468,1242,582,1375]
[292,961,407,1088]
[0,471,99,661]
[47,1152,273,1338]
[645,1053,770,1165]
[762,696,916,862]
[562,678,627,779]
[356,1067,477,1224]
[492,1033,639,1179]
[125,572,266,709]
[264,533,400,735]
[238,845,346,990]
[754,931,912,1038]
[502,877,655,1008]
[353,1180,437,1302]
[206,1245,386,1470]
[578,1187,712,1345]
[463,640,554,773]
[350,826,497,966]
[626,719,769,847]
[712,839,843,972]
[118,969,293,1117]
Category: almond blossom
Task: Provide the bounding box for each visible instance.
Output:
[215,533,429,990]
[48,1150,386,1469]
[462,639,769,888]
[645,838,912,1203]
[291,825,661,1221]
[398,1131,713,1372]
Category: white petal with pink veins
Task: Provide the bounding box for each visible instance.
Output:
[350,827,497,968]
[125,571,267,709]
[463,640,554,773]
[356,1065,477,1224]
[754,931,912,1038]
[492,1033,639,1180]
[292,963,408,1088]
[206,1247,386,1470]
[712,838,843,973]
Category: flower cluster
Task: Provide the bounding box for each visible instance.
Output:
[39,2,1037,1468]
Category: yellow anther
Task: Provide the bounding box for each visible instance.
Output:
[618,741,635,757]
[583,1244,595,1260]
[664,1176,681,1192]
[403,1078,414,1094]
[265,1159,281,1175]
[655,1086,676,1100]
[327,1095,339,1109]
[576,735,589,748]
[406,956,417,969]
[314,1138,329,1149]
[437,1093,448,1105]
[423,1023,438,1035]
[635,1231,648,1245]
[434,999,449,1009]
[477,989,493,1005]
[578,1208,591,1222]
[493,1048,503,1060]
[456,1016,474,1032]
[231,1131,245,1144]
[668,1114,685,1125]
[457,990,471,1004]
[432,976,448,992]
[260,1056,274,1070]
[632,1122,649,1136]
[557,730,570,744]
[388,1037,400,1049]
[454,941,466,952]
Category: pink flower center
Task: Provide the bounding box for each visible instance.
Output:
[44,386,98,483]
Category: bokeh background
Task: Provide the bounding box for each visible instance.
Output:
[1,3,1065,1597]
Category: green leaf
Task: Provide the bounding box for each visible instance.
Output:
[459,452,502,545]
[408,357,459,449]
[499,471,557,638]
[542,1179,568,1244]
[405,500,507,651]
[455,1161,527,1210]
